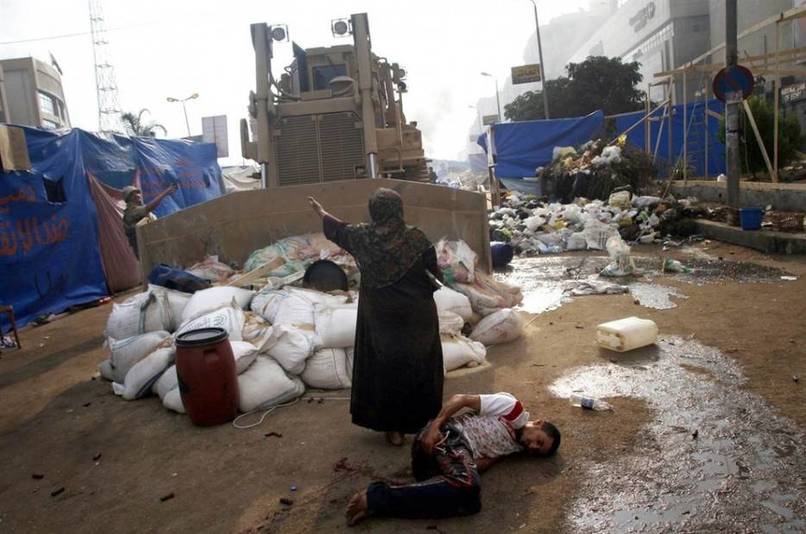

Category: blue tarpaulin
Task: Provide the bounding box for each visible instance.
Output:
[476,101,726,181]
[477,111,605,178]
[613,99,726,178]
[1,127,223,329]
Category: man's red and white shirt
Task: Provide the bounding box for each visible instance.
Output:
[452,392,528,460]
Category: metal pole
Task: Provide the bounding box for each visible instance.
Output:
[704,84,710,180]
[683,69,688,183]
[494,78,502,122]
[530,0,550,119]
[181,100,191,137]
[773,20,781,182]
[645,84,651,155]
[725,0,741,208]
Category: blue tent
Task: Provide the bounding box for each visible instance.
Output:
[0,127,223,329]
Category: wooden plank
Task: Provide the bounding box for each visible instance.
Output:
[743,99,776,181]
[226,256,286,287]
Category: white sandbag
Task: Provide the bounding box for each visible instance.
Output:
[176,305,245,341]
[263,325,314,375]
[237,356,306,412]
[442,335,487,372]
[181,286,255,324]
[148,284,192,331]
[152,365,178,399]
[470,308,524,345]
[301,348,352,389]
[99,359,115,381]
[112,346,175,400]
[163,388,186,414]
[230,340,259,374]
[433,286,473,321]
[439,311,465,336]
[253,287,348,328]
[314,302,358,348]
[108,331,171,383]
[104,292,151,339]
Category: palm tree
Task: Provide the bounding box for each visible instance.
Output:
[120,109,167,137]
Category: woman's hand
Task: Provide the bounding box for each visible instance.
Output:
[308,196,325,217]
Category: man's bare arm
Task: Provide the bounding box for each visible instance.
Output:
[420,394,481,454]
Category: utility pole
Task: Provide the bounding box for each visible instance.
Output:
[725,0,740,208]
[529,0,550,119]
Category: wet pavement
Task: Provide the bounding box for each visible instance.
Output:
[499,252,795,314]
[549,337,806,533]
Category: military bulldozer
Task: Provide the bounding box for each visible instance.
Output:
[241,13,430,187]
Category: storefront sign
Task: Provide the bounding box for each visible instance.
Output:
[511,64,541,85]
[782,82,806,104]
[629,2,656,33]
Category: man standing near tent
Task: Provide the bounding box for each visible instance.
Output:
[122,184,176,258]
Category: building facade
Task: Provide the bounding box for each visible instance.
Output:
[0,57,70,130]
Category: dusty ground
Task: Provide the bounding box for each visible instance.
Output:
[0,241,804,533]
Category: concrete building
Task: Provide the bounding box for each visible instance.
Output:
[0,57,70,130]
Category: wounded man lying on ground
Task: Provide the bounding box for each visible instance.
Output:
[346,392,561,525]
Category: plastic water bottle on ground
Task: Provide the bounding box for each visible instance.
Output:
[570,393,613,411]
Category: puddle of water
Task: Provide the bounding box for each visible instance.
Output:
[499,256,792,315]
[549,337,806,533]
[628,283,688,310]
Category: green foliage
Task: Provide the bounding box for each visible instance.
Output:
[121,109,167,137]
[504,56,644,121]
[717,95,802,175]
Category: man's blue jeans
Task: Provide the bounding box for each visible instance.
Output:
[366,423,482,519]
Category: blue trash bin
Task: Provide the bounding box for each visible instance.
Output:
[739,208,763,231]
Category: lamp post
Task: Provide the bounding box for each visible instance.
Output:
[528,0,550,119]
[166,93,199,137]
[480,72,502,122]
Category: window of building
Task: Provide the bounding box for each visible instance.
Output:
[41,119,58,129]
[43,176,67,203]
[312,64,347,91]
[38,91,55,116]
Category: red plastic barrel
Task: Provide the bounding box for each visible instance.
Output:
[175,327,239,426]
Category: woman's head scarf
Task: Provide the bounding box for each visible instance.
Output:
[347,188,433,288]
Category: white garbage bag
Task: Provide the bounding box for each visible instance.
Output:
[181,286,255,324]
[314,302,358,348]
[566,231,588,251]
[163,388,186,414]
[442,335,487,372]
[433,286,473,321]
[176,305,246,341]
[108,331,171,384]
[470,308,523,345]
[112,346,175,400]
[263,325,315,375]
[439,311,465,336]
[608,190,632,209]
[237,356,306,412]
[301,348,352,389]
[600,234,636,277]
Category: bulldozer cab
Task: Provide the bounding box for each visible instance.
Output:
[241,13,430,187]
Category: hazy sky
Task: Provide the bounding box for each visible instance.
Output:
[1,0,591,162]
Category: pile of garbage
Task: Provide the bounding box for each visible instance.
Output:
[98,235,524,418]
[538,139,655,202]
[489,189,700,257]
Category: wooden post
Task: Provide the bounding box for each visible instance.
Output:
[668,78,674,176]
[743,99,776,180]
[683,69,688,184]
[773,20,781,182]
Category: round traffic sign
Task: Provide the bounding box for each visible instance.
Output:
[713,65,755,102]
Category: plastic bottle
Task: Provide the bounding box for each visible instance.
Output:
[569,393,613,411]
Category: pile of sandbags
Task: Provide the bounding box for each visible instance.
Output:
[99,283,312,416]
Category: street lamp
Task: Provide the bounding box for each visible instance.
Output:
[166,92,199,137]
[528,0,550,119]
[480,72,502,123]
